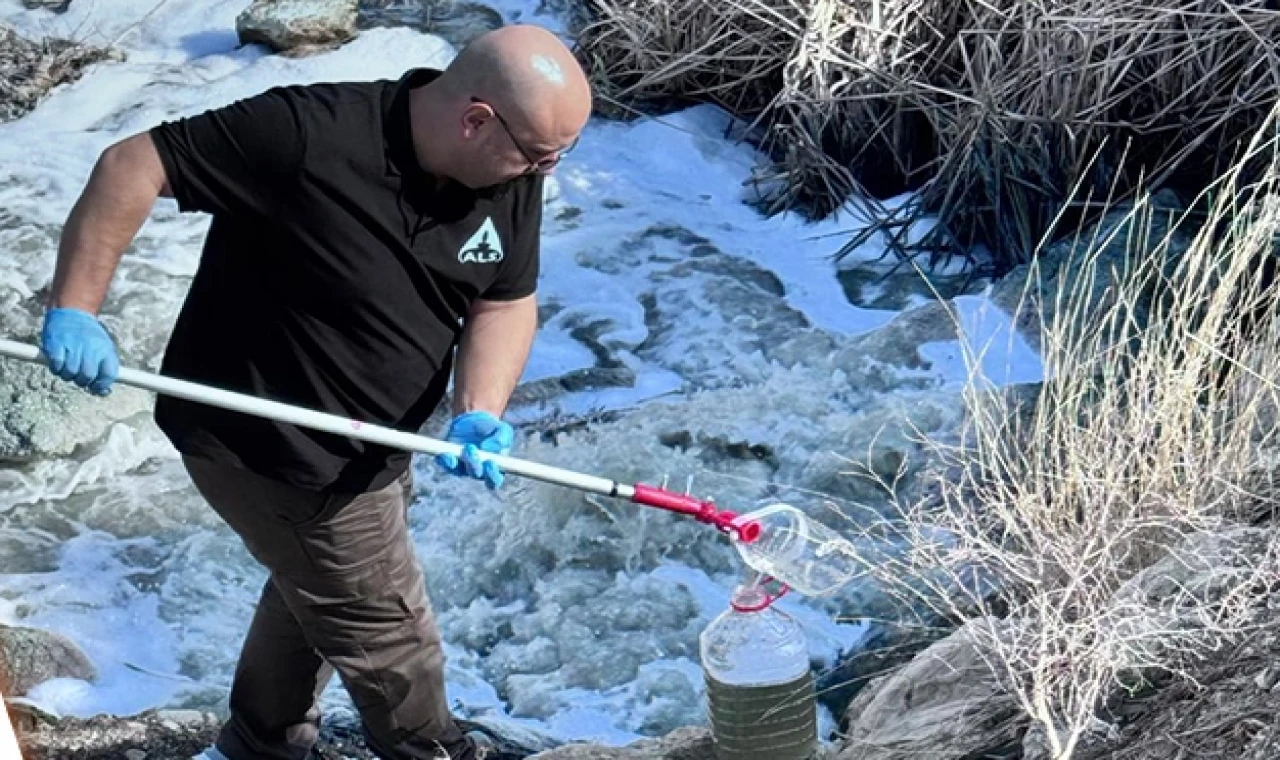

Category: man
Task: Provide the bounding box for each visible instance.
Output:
[37,23,592,760]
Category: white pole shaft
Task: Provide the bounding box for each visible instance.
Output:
[0,686,21,760]
[0,339,632,499]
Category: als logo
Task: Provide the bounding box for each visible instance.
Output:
[458,217,504,264]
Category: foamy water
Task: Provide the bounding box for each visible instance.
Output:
[0,0,1042,747]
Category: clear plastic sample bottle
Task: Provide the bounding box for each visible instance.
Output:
[730,503,862,597]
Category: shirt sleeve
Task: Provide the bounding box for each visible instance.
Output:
[483,175,544,301]
[149,86,307,218]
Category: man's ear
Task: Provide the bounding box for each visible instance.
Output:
[460,101,492,140]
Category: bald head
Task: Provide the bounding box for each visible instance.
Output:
[440,25,591,157]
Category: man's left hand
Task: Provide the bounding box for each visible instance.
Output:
[435,411,514,490]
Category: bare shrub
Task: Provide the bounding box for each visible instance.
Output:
[844,108,1280,759]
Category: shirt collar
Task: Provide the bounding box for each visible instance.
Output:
[383,67,442,187]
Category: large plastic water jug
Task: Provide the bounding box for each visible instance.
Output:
[699,583,817,760]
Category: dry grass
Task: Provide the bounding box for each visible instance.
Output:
[575,0,1280,274]
[837,108,1280,759]
[0,23,120,123]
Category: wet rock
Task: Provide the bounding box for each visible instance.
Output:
[358,0,504,49]
[839,618,1027,760]
[15,708,221,760]
[988,190,1192,353]
[21,0,72,12]
[836,301,957,373]
[529,727,714,759]
[5,699,58,738]
[153,709,211,733]
[0,357,152,462]
[815,620,950,725]
[236,0,359,54]
[459,716,561,757]
[507,366,637,407]
[0,528,61,573]
[837,266,985,312]
[422,1,503,49]
[0,23,122,123]
[0,623,97,696]
[558,366,635,393]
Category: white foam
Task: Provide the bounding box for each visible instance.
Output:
[917,295,1044,388]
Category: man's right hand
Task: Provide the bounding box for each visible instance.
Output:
[40,308,120,396]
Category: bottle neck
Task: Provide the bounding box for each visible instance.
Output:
[730,584,772,613]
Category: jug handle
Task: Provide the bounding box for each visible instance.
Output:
[731,576,791,612]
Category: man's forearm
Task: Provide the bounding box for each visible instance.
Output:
[452,294,537,417]
[49,133,169,312]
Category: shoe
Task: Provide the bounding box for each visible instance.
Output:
[191,748,230,760]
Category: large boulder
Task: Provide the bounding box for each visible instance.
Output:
[358,0,503,49]
[837,301,957,373]
[1115,527,1275,609]
[831,289,1041,393]
[1105,527,1278,674]
[838,619,1027,759]
[0,357,152,462]
[236,0,359,54]
[0,623,96,696]
[815,620,950,725]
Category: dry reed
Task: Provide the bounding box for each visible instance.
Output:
[575,0,1280,274]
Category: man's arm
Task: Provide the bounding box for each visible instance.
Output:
[39,133,169,394]
[49,133,170,312]
[451,293,538,416]
[43,89,304,394]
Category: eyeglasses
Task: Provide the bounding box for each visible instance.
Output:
[471,97,577,174]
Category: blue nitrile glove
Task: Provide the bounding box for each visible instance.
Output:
[435,411,515,490]
[40,307,120,396]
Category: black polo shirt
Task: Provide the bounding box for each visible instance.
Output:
[148,68,543,493]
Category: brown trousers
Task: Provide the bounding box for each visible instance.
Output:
[184,456,475,760]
